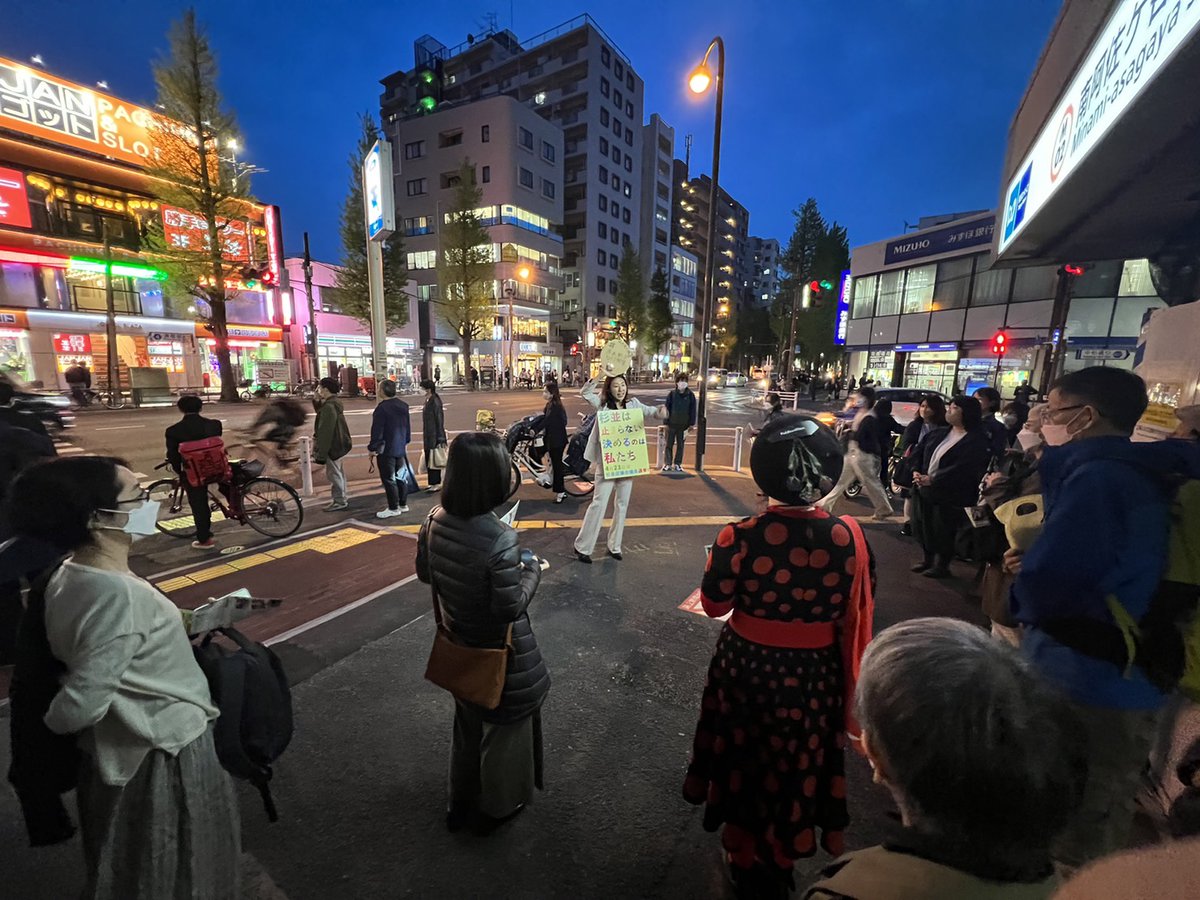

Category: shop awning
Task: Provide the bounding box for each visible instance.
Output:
[996,0,1200,265]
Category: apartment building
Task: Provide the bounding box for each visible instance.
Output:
[380,15,644,358]
[748,236,780,308]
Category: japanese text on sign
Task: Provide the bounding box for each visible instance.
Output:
[162,205,251,261]
[596,407,651,479]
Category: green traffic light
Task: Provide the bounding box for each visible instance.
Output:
[819,280,833,291]
[419,96,437,112]
[420,69,435,84]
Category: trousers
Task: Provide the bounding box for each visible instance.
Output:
[667,426,688,466]
[377,454,410,510]
[185,484,213,542]
[818,445,892,515]
[449,703,535,819]
[912,492,961,566]
[574,471,633,555]
[325,458,348,504]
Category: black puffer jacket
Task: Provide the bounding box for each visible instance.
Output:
[416,508,549,724]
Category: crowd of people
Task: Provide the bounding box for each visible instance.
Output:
[3,364,1200,898]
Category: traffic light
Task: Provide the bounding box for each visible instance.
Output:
[416,58,444,114]
[239,266,275,289]
[570,343,580,356]
[1062,264,1086,277]
[991,331,1009,356]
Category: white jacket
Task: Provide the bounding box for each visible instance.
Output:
[580,381,665,465]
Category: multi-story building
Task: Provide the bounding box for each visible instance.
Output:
[639,114,674,279]
[0,55,284,392]
[845,210,1164,397]
[282,257,421,381]
[379,15,644,364]
[748,236,780,308]
[376,94,564,380]
[668,246,698,371]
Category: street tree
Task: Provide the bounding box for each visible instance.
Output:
[793,223,850,370]
[645,266,674,372]
[141,9,255,402]
[437,160,494,388]
[772,198,827,369]
[613,242,646,359]
[331,112,409,330]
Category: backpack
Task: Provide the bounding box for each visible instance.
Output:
[178,436,232,488]
[1041,477,1200,701]
[193,627,293,821]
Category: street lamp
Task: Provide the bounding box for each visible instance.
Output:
[504,264,533,383]
[687,36,725,473]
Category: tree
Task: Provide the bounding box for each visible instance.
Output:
[141,9,253,402]
[793,223,850,370]
[773,198,846,373]
[613,241,646,353]
[645,266,674,371]
[437,159,494,389]
[331,113,409,330]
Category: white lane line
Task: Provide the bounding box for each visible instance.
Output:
[95,424,147,431]
[264,573,419,646]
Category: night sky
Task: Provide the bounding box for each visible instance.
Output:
[3,0,1060,262]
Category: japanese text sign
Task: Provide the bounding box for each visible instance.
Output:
[0,56,164,168]
[597,407,650,479]
[52,333,92,354]
[0,165,31,228]
[162,205,251,261]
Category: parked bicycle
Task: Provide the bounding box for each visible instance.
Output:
[147,458,304,539]
[64,386,126,409]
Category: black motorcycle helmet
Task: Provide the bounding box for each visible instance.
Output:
[750,413,843,505]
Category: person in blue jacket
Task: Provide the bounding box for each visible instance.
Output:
[1006,366,1200,870]
[368,379,413,519]
[663,374,697,473]
[975,387,1011,459]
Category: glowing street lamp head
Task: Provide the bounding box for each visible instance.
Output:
[517,265,531,281]
[688,67,712,94]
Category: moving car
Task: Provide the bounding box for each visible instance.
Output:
[706,368,728,387]
[724,371,749,388]
[0,373,75,432]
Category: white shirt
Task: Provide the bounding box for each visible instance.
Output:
[928,429,966,476]
[44,560,218,785]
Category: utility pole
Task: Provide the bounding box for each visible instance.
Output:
[102,220,119,402]
[785,283,810,379]
[302,232,319,379]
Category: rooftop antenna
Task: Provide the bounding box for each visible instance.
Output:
[684,133,693,170]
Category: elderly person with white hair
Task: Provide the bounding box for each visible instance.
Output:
[803,618,1086,900]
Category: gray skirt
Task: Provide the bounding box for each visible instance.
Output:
[77,726,240,900]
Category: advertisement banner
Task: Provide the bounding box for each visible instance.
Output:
[834,270,852,345]
[597,407,650,479]
[52,333,93,354]
[162,205,251,260]
[0,165,31,228]
[255,359,293,385]
[0,56,163,168]
[884,217,996,265]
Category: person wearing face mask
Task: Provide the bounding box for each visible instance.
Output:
[663,375,697,473]
[975,387,1011,460]
[1001,401,1027,447]
[1005,367,1200,870]
[7,457,239,897]
[573,375,667,563]
[541,381,569,503]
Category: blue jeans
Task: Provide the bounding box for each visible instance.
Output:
[378,455,410,510]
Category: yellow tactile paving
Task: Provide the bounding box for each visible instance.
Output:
[155,527,384,593]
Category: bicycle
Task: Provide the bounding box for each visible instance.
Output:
[147,459,305,539]
[67,387,126,409]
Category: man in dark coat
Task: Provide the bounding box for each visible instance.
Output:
[164,395,223,549]
[368,379,412,519]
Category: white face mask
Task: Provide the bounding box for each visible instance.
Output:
[676,382,687,392]
[1041,408,1086,447]
[1015,429,1042,452]
[97,499,162,539]
[1003,414,1020,428]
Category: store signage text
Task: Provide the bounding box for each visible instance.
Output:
[834,270,852,346]
[885,218,996,265]
[52,333,92,354]
[893,342,959,353]
[162,205,251,260]
[0,56,163,168]
[0,165,32,228]
[363,139,395,241]
[999,0,1200,254]
[1078,347,1130,360]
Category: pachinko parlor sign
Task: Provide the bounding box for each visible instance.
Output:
[0,55,164,168]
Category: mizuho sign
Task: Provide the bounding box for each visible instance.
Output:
[999,0,1200,254]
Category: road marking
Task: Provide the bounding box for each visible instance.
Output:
[95,424,147,431]
[144,520,352,581]
[265,573,420,646]
[380,511,902,534]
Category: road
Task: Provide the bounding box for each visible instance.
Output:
[15,385,1189,898]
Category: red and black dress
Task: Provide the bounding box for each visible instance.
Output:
[683,506,875,874]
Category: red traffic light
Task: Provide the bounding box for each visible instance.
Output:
[991,331,1009,356]
[1063,264,1085,277]
[808,280,822,293]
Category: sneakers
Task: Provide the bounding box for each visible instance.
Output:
[661,464,671,472]
[191,538,217,550]
[674,464,685,473]
[399,505,410,513]
[325,501,349,512]
[555,493,567,503]
[376,508,403,519]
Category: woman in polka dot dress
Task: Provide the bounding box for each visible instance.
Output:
[683,415,876,899]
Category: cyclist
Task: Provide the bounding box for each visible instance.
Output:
[165,395,223,550]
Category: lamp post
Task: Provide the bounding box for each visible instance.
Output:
[504,264,532,385]
[688,36,724,473]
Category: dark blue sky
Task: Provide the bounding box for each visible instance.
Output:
[4,0,1060,261]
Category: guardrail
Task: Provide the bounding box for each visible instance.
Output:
[750,389,801,410]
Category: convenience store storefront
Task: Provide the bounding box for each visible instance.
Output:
[315,333,419,380]
[196,323,285,389]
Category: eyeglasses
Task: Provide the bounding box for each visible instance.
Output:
[1045,403,1085,420]
[113,489,151,506]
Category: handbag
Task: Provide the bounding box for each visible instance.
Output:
[421,515,511,709]
[429,442,449,469]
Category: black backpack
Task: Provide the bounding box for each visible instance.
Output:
[193,627,293,822]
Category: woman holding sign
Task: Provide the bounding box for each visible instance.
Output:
[573,375,667,563]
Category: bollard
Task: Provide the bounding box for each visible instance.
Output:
[656,424,666,469]
[733,426,744,472]
[298,435,315,497]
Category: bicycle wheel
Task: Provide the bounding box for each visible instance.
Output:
[240,477,304,537]
[148,478,199,538]
[104,391,126,410]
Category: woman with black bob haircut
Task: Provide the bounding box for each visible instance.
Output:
[683,414,875,899]
[417,432,550,835]
[7,457,239,897]
[804,617,1085,898]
